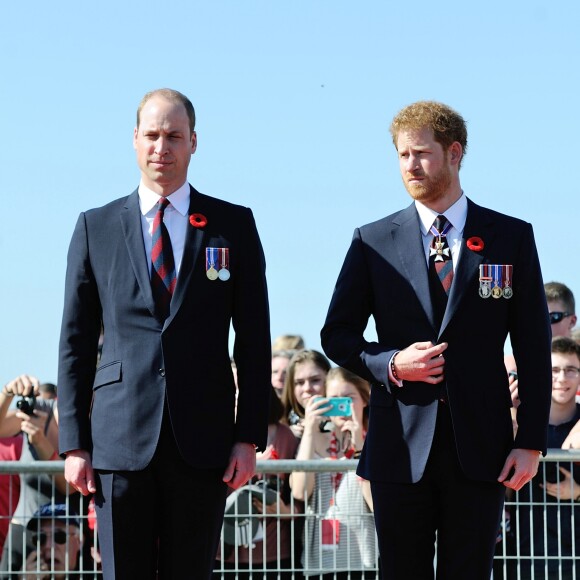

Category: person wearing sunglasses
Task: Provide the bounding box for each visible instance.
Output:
[22,504,83,580]
[545,281,577,338]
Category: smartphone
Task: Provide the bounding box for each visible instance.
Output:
[313,396,353,417]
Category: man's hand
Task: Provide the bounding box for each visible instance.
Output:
[508,373,520,409]
[541,466,579,500]
[393,341,448,383]
[562,421,580,449]
[498,448,540,491]
[22,549,50,579]
[223,442,256,490]
[65,449,96,496]
[17,410,49,447]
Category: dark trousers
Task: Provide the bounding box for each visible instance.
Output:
[371,402,505,580]
[95,413,228,580]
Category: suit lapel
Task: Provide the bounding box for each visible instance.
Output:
[439,199,495,336]
[392,205,437,330]
[120,190,157,319]
[164,186,206,328]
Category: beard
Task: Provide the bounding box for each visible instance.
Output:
[403,159,452,205]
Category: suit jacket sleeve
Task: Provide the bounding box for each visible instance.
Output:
[321,228,396,388]
[508,223,552,453]
[231,208,272,449]
[58,213,102,455]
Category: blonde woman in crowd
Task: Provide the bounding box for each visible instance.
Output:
[272,335,305,352]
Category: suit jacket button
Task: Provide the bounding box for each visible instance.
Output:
[159,368,165,377]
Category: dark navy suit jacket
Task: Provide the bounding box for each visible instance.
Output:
[58,186,271,471]
[321,199,552,484]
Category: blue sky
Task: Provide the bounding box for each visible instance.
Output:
[2,1,578,384]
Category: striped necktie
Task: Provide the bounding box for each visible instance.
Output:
[150,198,176,320]
[429,215,453,295]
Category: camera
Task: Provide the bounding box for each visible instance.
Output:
[288,410,301,426]
[16,394,36,416]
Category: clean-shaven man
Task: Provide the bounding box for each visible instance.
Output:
[58,88,271,579]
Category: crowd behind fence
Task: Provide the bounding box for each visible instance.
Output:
[0,454,579,579]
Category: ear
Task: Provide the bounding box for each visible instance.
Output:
[569,314,578,330]
[133,127,138,150]
[191,131,197,154]
[448,141,463,167]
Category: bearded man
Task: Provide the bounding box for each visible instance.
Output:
[321,101,552,580]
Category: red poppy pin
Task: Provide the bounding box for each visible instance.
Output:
[189,213,207,228]
[466,236,484,252]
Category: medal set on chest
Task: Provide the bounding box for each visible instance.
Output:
[205,247,230,281]
[478,264,513,299]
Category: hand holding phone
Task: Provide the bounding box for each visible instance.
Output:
[313,396,352,417]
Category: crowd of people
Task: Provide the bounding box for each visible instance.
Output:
[0,281,578,578]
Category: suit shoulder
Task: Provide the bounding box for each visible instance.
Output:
[82,193,133,218]
[467,199,531,230]
[193,189,253,217]
[356,207,412,240]
[360,209,407,230]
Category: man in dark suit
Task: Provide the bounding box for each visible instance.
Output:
[58,88,271,579]
[321,101,552,580]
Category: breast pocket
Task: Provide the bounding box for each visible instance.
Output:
[93,361,122,390]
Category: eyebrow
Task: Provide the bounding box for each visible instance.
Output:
[296,374,323,381]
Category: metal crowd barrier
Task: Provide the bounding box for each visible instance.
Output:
[0,453,579,579]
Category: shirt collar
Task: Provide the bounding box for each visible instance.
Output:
[138,181,190,216]
[415,192,468,236]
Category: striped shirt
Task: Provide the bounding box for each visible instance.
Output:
[302,470,378,575]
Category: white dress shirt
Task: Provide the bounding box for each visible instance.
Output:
[414,192,468,271]
[138,181,190,277]
[389,193,468,386]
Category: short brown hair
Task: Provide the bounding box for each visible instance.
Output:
[281,350,331,421]
[545,281,575,314]
[552,336,580,360]
[137,88,196,134]
[390,101,468,169]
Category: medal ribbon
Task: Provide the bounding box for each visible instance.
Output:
[206,247,218,270]
[494,264,502,288]
[429,220,452,239]
[502,265,512,288]
[479,264,491,281]
[219,248,230,270]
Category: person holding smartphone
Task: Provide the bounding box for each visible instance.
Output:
[290,367,376,579]
[281,350,331,439]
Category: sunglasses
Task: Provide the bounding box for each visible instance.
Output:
[549,311,571,324]
[32,530,69,546]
